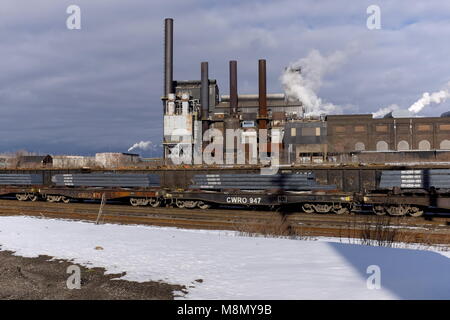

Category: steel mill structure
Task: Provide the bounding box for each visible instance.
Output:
[161,18,450,166]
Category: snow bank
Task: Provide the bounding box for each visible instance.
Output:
[0,216,448,299]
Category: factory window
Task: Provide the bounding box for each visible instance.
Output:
[354,126,366,133]
[291,128,296,137]
[335,126,346,133]
[355,142,365,151]
[397,140,409,151]
[175,103,183,115]
[376,125,388,133]
[418,140,431,150]
[376,141,388,151]
[301,127,320,136]
[417,124,432,131]
[440,140,450,150]
[439,124,450,131]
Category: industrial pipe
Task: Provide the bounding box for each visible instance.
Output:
[258,59,268,129]
[201,62,209,119]
[229,60,238,116]
[201,62,210,136]
[164,18,174,98]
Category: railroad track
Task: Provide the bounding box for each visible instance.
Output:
[0,199,449,245]
[0,199,448,228]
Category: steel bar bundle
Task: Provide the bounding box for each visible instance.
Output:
[380,169,450,188]
[189,173,336,191]
[52,174,160,188]
[0,174,43,185]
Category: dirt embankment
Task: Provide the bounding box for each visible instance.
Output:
[0,250,185,300]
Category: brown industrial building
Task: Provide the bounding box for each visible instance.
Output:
[326,114,450,153]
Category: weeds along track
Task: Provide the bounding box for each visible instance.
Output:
[0,199,448,245]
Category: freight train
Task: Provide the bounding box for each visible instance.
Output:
[1,165,450,217]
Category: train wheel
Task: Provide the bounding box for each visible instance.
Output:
[373,205,387,216]
[130,198,140,207]
[149,198,161,208]
[16,194,28,201]
[302,203,315,214]
[197,201,211,210]
[333,205,349,215]
[314,204,332,213]
[181,200,198,209]
[386,205,408,216]
[47,195,60,203]
[409,207,424,217]
[61,196,71,204]
[175,200,185,208]
[27,194,38,202]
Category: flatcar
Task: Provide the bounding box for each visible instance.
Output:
[0,165,450,217]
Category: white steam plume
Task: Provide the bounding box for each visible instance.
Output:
[128,141,154,152]
[372,104,399,118]
[281,49,347,116]
[408,83,450,114]
[373,82,450,118]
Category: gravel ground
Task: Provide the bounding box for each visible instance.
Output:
[0,250,185,300]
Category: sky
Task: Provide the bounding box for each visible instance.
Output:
[1,0,449,156]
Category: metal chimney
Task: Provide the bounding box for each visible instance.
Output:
[229,60,238,116]
[258,59,268,129]
[164,18,174,98]
[201,62,210,134]
[225,60,240,161]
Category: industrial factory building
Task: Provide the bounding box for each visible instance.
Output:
[161,18,450,166]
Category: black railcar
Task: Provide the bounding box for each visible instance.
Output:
[1,165,450,217]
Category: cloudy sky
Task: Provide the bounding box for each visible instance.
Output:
[1,0,449,156]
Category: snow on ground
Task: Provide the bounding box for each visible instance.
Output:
[0,216,449,299]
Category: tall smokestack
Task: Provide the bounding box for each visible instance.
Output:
[201,62,209,134]
[201,62,209,118]
[164,18,174,98]
[225,61,240,162]
[229,60,238,116]
[258,59,268,129]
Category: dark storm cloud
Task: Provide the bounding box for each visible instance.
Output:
[1,0,449,156]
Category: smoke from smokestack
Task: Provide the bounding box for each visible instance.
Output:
[372,104,399,118]
[408,83,450,114]
[373,82,450,117]
[128,141,154,152]
[281,49,347,116]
